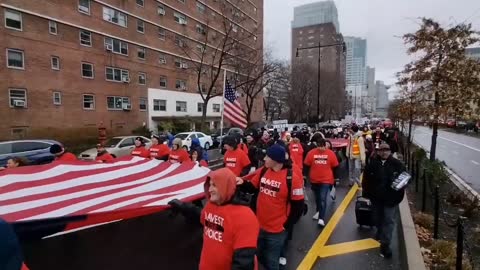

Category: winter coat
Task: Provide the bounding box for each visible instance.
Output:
[346,131,366,163]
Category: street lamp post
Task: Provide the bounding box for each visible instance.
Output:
[296,42,346,124]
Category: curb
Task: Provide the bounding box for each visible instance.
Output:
[399,195,427,270]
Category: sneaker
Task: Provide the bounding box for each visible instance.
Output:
[318,219,325,227]
[330,186,336,200]
[312,212,319,220]
[279,257,287,266]
[380,245,392,259]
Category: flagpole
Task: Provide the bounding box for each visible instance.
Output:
[219,69,227,148]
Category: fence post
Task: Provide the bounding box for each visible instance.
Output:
[415,158,419,193]
[433,185,439,239]
[422,169,427,212]
[456,218,464,270]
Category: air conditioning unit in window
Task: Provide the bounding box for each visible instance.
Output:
[157,9,165,16]
[122,76,130,83]
[181,63,188,69]
[122,104,132,111]
[105,44,113,51]
[13,100,26,108]
[179,20,187,25]
[159,58,166,64]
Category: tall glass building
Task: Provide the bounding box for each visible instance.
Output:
[344,36,367,86]
[292,1,340,32]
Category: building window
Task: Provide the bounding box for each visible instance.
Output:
[103,7,127,27]
[196,24,206,35]
[157,4,166,15]
[78,0,90,14]
[139,98,147,111]
[175,36,186,47]
[199,84,207,93]
[136,0,144,7]
[107,96,130,110]
[81,62,94,78]
[159,54,167,64]
[158,27,166,40]
[175,80,187,91]
[174,12,187,25]
[5,9,22,31]
[197,102,203,112]
[79,30,92,46]
[213,103,220,112]
[7,49,24,69]
[83,94,95,110]
[106,67,129,82]
[137,47,146,60]
[176,101,187,112]
[53,91,62,105]
[138,72,146,85]
[9,89,27,108]
[51,56,60,70]
[153,99,166,111]
[137,19,145,33]
[196,45,206,53]
[104,37,128,55]
[175,58,187,69]
[197,2,206,13]
[160,76,167,88]
[178,0,186,3]
[48,21,57,35]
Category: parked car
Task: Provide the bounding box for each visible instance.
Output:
[211,128,243,148]
[446,119,456,128]
[0,139,61,167]
[174,132,213,151]
[78,136,152,161]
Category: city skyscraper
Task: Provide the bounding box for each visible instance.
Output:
[344,36,367,86]
[292,1,340,33]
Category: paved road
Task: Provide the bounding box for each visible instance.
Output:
[411,125,480,191]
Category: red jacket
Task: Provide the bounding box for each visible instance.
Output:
[56,152,77,162]
[95,152,114,163]
[131,146,150,158]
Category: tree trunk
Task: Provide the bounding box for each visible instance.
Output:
[430,91,439,161]
[200,99,209,131]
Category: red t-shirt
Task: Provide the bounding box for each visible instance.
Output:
[169,149,190,163]
[238,143,249,155]
[288,143,304,170]
[199,203,259,270]
[304,148,339,184]
[224,148,251,176]
[56,152,77,162]
[131,146,150,158]
[249,167,304,233]
[95,152,114,163]
[149,144,170,159]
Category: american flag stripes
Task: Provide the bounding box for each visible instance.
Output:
[0,157,209,235]
[223,80,248,129]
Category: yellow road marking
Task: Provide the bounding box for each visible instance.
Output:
[318,239,380,258]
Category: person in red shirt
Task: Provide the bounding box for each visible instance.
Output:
[168,168,259,270]
[168,138,189,164]
[304,137,339,226]
[50,144,77,162]
[288,135,304,171]
[149,134,170,161]
[95,144,114,163]
[131,137,150,158]
[223,135,251,177]
[237,144,305,270]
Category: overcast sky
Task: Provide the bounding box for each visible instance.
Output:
[264,0,480,92]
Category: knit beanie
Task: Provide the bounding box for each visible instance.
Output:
[49,144,63,154]
[266,144,286,164]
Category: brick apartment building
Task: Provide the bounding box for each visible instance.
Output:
[0,0,263,141]
[291,22,347,121]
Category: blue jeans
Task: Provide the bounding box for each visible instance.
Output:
[311,183,331,220]
[373,201,397,247]
[258,229,288,270]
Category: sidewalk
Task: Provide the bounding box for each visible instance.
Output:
[284,175,406,270]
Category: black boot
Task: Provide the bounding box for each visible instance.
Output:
[380,244,392,259]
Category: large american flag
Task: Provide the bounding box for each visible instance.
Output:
[224,80,248,129]
[0,157,209,237]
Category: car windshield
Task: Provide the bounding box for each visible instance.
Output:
[105,138,123,148]
[174,134,189,140]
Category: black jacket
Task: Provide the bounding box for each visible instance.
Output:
[362,155,406,206]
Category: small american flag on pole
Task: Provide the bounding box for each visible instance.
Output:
[223,80,248,129]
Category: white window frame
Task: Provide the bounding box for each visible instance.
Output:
[175,36,186,47]
[213,103,220,112]
[6,49,25,70]
[107,96,131,110]
[157,4,166,16]
[197,102,203,112]
[137,19,145,33]
[196,2,206,13]
[9,88,27,108]
[174,12,187,25]
[159,76,167,88]
[81,62,94,79]
[153,99,166,111]
[48,21,57,35]
[138,72,146,85]
[178,0,186,3]
[78,0,91,14]
[51,56,60,70]
[196,24,206,35]
[136,0,145,7]
[139,97,147,111]
[83,94,95,110]
[5,9,22,31]
[137,47,146,60]
[53,91,62,105]
[105,67,130,83]
[175,79,187,91]
[159,54,167,64]
[102,7,127,27]
[79,30,92,47]
[176,101,187,112]
[158,27,166,40]
[104,37,128,56]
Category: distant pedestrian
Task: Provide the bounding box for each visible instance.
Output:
[223,135,251,177]
[149,135,170,161]
[346,126,366,186]
[131,137,150,158]
[50,144,77,162]
[95,144,114,163]
[169,138,189,164]
[0,157,29,171]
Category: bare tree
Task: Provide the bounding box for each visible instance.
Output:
[288,63,316,122]
[263,61,290,121]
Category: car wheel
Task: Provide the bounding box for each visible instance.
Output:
[204,143,210,150]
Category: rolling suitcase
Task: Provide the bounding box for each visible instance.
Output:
[355,197,375,228]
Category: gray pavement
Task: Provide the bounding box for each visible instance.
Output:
[411,125,480,191]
